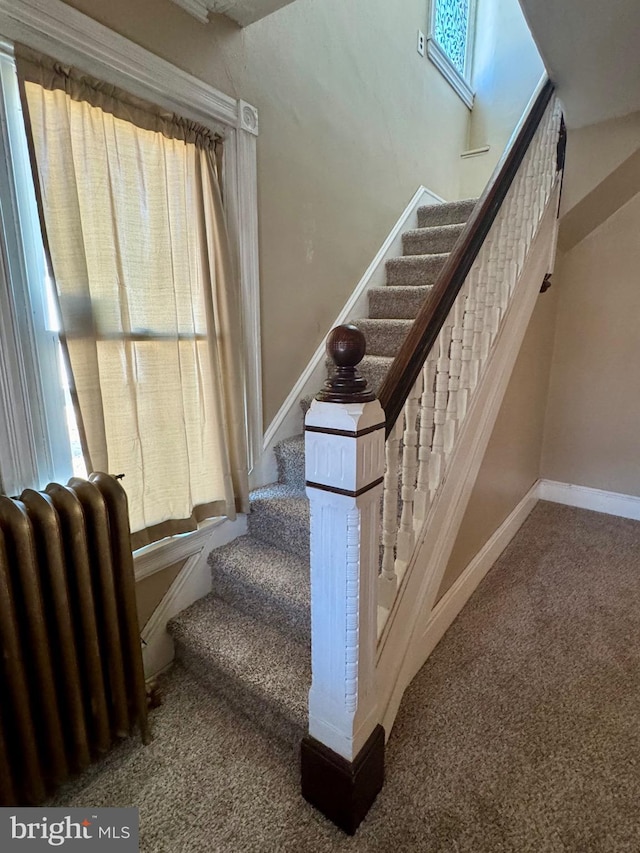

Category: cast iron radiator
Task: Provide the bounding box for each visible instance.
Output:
[0,473,149,805]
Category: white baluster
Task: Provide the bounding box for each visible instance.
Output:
[458,278,476,421]
[429,323,452,497]
[395,376,421,578]
[414,351,437,528]
[379,418,402,610]
[445,293,465,452]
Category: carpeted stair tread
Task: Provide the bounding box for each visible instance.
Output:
[417,198,476,228]
[386,253,448,286]
[274,434,305,488]
[358,354,395,393]
[355,318,413,357]
[326,353,393,395]
[168,595,309,744]
[368,285,432,319]
[248,484,309,558]
[403,223,465,256]
[209,535,310,643]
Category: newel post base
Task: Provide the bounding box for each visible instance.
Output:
[301,724,385,836]
[302,325,386,834]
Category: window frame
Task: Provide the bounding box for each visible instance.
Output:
[0,0,262,503]
[427,0,477,109]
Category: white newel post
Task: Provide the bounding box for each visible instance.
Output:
[301,324,385,836]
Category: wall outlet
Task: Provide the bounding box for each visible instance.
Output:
[417,31,426,56]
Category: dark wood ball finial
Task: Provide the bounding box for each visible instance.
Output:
[316,324,376,403]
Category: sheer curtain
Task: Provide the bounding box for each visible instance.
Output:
[16,47,249,549]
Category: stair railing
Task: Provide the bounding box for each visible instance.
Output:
[377,80,562,615]
[301,80,565,835]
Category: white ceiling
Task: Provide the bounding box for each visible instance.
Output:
[170,0,297,27]
[518,0,640,127]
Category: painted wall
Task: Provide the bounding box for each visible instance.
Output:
[560,111,640,215]
[459,0,544,198]
[438,287,559,598]
[62,0,471,426]
[541,190,640,497]
[135,560,186,628]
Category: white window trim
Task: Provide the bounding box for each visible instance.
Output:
[427,0,476,109]
[0,0,263,495]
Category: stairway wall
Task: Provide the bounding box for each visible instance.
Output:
[62,0,471,426]
[62,0,547,428]
[541,190,640,499]
[459,0,544,199]
[559,111,640,216]
[437,286,559,600]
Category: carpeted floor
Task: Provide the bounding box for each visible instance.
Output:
[53,502,640,852]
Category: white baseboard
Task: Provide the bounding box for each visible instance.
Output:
[393,475,640,718]
[538,479,640,521]
[251,185,445,490]
[407,481,540,683]
[139,514,247,678]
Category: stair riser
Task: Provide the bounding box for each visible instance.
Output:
[249,504,310,559]
[174,643,305,747]
[358,323,411,358]
[368,287,431,320]
[386,255,447,286]
[274,443,305,489]
[403,227,463,256]
[211,563,310,645]
[417,201,475,228]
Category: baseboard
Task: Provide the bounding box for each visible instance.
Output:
[406,481,540,683]
[134,515,247,581]
[140,515,247,678]
[251,185,445,490]
[538,479,640,521]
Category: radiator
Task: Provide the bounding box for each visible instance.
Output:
[0,473,149,805]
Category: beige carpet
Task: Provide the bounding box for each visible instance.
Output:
[53,502,640,852]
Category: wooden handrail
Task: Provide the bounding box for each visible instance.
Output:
[378,79,556,436]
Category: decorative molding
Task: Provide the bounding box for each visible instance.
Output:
[0,0,241,130]
[169,0,210,24]
[538,480,640,522]
[239,100,259,136]
[141,552,208,679]
[253,186,445,490]
[406,481,540,684]
[139,513,246,677]
[134,514,247,581]
[0,0,263,492]
[461,145,490,158]
[427,38,474,109]
[233,126,264,471]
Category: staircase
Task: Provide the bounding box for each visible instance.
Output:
[167,197,478,745]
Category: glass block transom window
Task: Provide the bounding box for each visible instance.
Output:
[433,0,470,76]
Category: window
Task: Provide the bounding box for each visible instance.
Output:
[0,44,81,494]
[0,41,251,548]
[427,0,476,108]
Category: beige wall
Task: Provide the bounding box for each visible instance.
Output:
[438,287,559,599]
[541,190,640,497]
[63,0,472,425]
[560,110,640,215]
[135,559,186,628]
[459,0,544,198]
[559,147,640,253]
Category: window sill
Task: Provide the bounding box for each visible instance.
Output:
[133,517,227,580]
[427,38,474,109]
